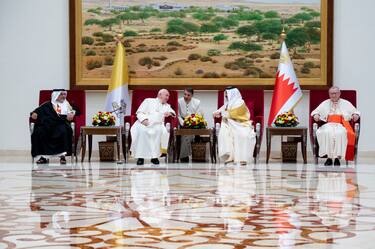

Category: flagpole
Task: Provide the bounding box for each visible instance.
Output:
[115,33,126,165]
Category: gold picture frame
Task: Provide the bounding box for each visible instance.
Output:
[70,0,333,90]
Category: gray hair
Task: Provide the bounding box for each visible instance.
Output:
[158,89,169,96]
[329,86,341,92]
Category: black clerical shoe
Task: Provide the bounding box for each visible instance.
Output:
[334,158,341,166]
[151,158,160,165]
[136,158,144,165]
[60,156,67,165]
[324,158,333,166]
[180,157,189,163]
[36,157,49,164]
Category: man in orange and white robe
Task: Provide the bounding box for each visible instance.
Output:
[311,86,360,166]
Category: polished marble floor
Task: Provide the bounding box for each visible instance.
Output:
[1,158,375,249]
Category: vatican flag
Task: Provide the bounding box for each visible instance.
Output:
[105,39,130,123]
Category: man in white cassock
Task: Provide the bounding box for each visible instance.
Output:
[213,87,256,165]
[130,89,176,165]
[311,86,360,166]
[178,87,202,162]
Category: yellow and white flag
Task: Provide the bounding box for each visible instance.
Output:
[105,40,130,122]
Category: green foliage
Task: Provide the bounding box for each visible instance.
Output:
[293,12,313,22]
[264,11,280,18]
[95,42,106,46]
[301,67,311,74]
[86,50,96,56]
[213,34,228,43]
[86,60,102,70]
[286,28,309,47]
[304,27,321,44]
[200,56,212,62]
[100,18,120,31]
[286,17,299,24]
[221,18,240,28]
[138,11,150,22]
[87,7,102,15]
[118,12,138,24]
[123,31,138,37]
[166,25,188,35]
[104,56,114,65]
[229,11,263,21]
[262,32,277,40]
[286,27,321,48]
[167,41,182,46]
[303,62,315,68]
[139,57,153,66]
[84,18,101,26]
[304,21,321,28]
[93,32,103,37]
[167,19,184,26]
[82,36,94,45]
[255,19,282,36]
[192,10,215,21]
[200,23,220,33]
[236,25,257,37]
[102,34,114,42]
[166,19,199,34]
[228,42,262,51]
[150,28,162,32]
[207,49,221,56]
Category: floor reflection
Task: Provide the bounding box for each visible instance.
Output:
[0,163,374,248]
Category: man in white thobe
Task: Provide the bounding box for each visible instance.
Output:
[311,86,360,166]
[213,87,256,165]
[130,89,176,165]
[178,87,202,162]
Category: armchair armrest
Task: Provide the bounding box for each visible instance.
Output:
[124,115,136,128]
[253,116,263,127]
[70,122,75,136]
[312,119,326,128]
[214,117,222,126]
[164,116,178,129]
[350,117,360,127]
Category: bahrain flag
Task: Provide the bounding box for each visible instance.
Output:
[268,42,303,126]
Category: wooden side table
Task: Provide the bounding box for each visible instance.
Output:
[77,126,125,162]
[173,128,215,163]
[266,127,307,164]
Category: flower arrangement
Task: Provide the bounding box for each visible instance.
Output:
[92,111,116,126]
[183,113,207,129]
[274,112,299,127]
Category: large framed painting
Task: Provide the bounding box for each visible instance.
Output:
[70,0,333,90]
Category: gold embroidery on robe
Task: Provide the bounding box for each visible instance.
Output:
[228,104,251,126]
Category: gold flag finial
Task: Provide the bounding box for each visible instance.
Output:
[115,33,123,43]
[279,26,287,42]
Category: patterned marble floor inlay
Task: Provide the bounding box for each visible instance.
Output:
[1,162,375,249]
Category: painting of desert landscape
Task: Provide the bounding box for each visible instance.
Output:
[80,0,323,82]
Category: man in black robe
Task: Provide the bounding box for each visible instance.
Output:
[30,89,79,164]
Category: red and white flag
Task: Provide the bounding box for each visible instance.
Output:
[268,41,303,126]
